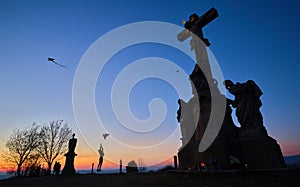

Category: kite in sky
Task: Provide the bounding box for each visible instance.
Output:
[103,133,110,140]
[48,57,66,68]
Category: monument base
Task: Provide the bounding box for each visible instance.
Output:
[62,152,77,175]
[178,125,286,170]
[126,166,138,173]
[236,126,286,169]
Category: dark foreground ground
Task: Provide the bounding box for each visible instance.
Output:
[1,169,300,187]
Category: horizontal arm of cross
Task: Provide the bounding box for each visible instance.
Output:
[177,7,219,42]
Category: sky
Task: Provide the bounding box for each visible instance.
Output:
[0,0,300,170]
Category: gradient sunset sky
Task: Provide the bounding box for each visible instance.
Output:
[1,0,300,170]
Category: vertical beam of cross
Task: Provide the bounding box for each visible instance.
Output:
[177,7,218,84]
[177,8,220,152]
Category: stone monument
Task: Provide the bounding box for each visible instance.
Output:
[224,80,286,169]
[126,160,138,173]
[176,7,286,170]
[62,133,77,174]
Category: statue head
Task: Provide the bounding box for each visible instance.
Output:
[189,13,199,23]
[184,14,200,30]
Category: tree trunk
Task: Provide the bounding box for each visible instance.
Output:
[17,164,21,177]
[47,162,52,175]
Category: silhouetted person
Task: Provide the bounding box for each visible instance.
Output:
[57,162,61,174]
[53,162,57,175]
[36,165,41,176]
[97,143,104,172]
[53,161,61,175]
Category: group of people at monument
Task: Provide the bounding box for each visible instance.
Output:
[188,155,244,171]
[53,161,61,175]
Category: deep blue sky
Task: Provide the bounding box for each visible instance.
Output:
[1,0,300,167]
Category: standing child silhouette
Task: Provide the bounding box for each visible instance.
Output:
[97,143,104,172]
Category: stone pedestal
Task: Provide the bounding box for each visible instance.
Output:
[178,121,286,169]
[235,126,286,169]
[62,152,77,175]
[178,105,238,170]
[126,166,138,173]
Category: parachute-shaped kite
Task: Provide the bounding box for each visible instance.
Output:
[102,133,110,140]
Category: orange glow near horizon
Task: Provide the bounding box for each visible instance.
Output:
[1,143,299,172]
[74,155,174,170]
[0,156,173,172]
[74,155,119,170]
[275,140,300,156]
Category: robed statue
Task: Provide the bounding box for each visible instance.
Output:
[224,80,263,128]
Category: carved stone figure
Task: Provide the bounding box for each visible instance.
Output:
[62,134,77,175]
[177,98,198,146]
[189,64,209,95]
[68,133,77,153]
[224,80,263,128]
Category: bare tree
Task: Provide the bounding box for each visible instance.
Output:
[22,154,41,176]
[38,120,72,174]
[138,158,146,173]
[3,124,42,177]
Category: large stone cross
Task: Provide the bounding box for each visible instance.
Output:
[177,7,218,45]
[177,7,219,85]
[177,8,220,152]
